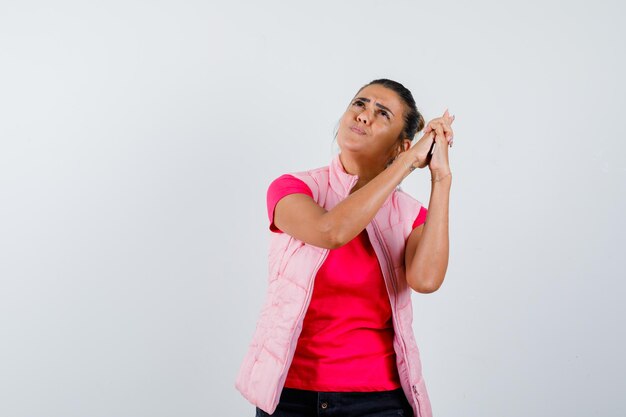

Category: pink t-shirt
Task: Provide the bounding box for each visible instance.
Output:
[266,174,427,391]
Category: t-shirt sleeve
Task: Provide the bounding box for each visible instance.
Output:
[412,206,428,229]
[267,174,314,233]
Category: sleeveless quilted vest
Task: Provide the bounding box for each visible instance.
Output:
[235,153,433,417]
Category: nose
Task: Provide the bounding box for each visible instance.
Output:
[356,110,370,125]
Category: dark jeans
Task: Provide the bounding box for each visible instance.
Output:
[255,387,414,417]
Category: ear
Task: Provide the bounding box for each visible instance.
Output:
[398,138,411,153]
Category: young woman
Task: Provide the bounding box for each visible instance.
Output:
[236,79,454,417]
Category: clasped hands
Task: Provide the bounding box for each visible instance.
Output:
[401,109,455,177]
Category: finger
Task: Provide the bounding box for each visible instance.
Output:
[433,116,453,129]
[426,115,454,134]
[434,126,450,143]
[428,119,447,130]
[431,132,445,156]
[434,129,449,153]
[443,123,454,142]
[425,121,441,135]
[433,119,453,141]
[443,110,455,124]
[435,123,444,140]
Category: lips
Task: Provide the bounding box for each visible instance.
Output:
[350,126,366,135]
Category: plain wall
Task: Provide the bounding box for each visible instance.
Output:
[0,1,624,416]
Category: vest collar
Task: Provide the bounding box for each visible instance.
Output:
[329,153,394,207]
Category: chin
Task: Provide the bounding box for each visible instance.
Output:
[338,130,364,146]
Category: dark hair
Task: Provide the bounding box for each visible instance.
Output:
[356,78,425,142]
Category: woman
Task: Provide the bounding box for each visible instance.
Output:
[236,79,454,417]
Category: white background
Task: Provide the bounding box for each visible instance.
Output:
[1,1,624,416]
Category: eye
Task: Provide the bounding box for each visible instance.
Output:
[352,100,390,120]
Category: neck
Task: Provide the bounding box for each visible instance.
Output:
[339,153,387,194]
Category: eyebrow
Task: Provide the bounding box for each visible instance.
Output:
[354,97,395,116]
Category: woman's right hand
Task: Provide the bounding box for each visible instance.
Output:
[401,109,455,170]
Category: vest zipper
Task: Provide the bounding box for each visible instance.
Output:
[272,248,330,407]
[371,220,422,417]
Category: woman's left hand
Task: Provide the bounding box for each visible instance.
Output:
[427,109,454,178]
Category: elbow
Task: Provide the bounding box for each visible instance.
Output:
[327,228,348,249]
[409,281,439,294]
[317,216,345,250]
[418,283,441,294]
[407,272,442,294]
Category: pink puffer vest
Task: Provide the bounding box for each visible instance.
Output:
[235,153,433,417]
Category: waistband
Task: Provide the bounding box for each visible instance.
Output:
[280,387,407,402]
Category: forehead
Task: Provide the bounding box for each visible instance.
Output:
[354,84,404,113]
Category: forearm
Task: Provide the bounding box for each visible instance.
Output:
[410,174,451,292]
[323,155,413,247]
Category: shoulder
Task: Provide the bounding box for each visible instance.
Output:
[392,187,428,228]
[265,163,329,206]
[289,164,329,182]
[393,187,426,211]
[267,174,314,202]
[268,173,310,189]
[284,164,330,201]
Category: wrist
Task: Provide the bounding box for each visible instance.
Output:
[394,152,418,178]
[430,170,452,182]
